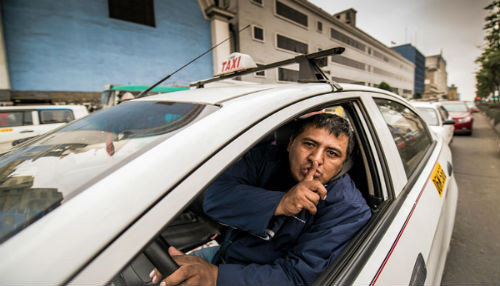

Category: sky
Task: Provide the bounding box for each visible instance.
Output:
[309,0,491,101]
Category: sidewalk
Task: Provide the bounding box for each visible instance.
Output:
[482,112,500,135]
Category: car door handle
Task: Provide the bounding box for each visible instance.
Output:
[20,130,34,133]
[409,253,427,286]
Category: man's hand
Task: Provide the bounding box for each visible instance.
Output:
[150,246,218,286]
[274,162,327,216]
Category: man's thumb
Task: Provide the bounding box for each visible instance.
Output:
[168,246,184,256]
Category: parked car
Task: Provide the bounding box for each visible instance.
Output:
[412,101,455,144]
[440,101,474,135]
[0,49,457,286]
[0,105,89,153]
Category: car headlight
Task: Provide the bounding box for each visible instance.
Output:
[458,116,471,123]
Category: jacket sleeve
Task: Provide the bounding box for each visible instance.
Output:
[216,176,372,286]
[203,147,285,238]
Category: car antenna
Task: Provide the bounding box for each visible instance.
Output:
[136,24,251,98]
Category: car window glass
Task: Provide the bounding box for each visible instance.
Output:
[441,103,468,112]
[415,107,439,126]
[23,111,33,125]
[39,109,74,124]
[0,111,24,127]
[374,98,432,178]
[0,101,214,244]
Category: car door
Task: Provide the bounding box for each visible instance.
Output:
[329,94,457,286]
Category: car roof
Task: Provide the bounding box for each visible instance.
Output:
[109,85,189,93]
[135,82,397,106]
[411,101,441,108]
[440,101,465,105]
[0,105,87,110]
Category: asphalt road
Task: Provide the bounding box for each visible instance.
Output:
[441,112,500,285]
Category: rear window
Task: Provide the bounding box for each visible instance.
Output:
[0,101,215,244]
[416,107,439,126]
[39,109,74,124]
[0,111,33,127]
[441,103,468,112]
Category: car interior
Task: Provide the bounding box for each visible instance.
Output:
[108,102,386,286]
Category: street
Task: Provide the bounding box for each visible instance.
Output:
[441,112,500,285]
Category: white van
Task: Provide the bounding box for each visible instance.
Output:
[0,105,89,153]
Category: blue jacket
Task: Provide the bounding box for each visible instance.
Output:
[204,145,371,286]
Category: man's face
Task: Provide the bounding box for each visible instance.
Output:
[287,125,349,184]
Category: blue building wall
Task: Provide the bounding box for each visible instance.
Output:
[3,0,213,92]
[392,44,425,95]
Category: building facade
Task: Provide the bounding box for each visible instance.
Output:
[391,44,425,97]
[0,0,213,104]
[221,0,414,97]
[424,54,448,100]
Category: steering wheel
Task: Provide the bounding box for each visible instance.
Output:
[143,237,180,278]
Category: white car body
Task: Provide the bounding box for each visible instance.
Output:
[0,83,457,285]
[0,105,89,153]
[412,101,455,145]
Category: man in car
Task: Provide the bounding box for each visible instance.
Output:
[151,113,371,286]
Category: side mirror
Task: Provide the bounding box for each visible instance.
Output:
[443,119,455,125]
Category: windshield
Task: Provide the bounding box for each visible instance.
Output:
[0,101,214,243]
[416,107,439,126]
[465,101,475,108]
[441,103,468,112]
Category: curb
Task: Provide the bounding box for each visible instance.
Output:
[485,114,500,135]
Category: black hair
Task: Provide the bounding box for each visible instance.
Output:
[290,113,354,157]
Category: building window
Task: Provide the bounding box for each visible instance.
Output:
[251,0,263,6]
[275,0,308,27]
[317,21,323,32]
[331,55,365,70]
[330,28,365,51]
[252,26,264,42]
[331,76,364,85]
[373,67,395,78]
[108,0,155,27]
[278,67,299,82]
[276,34,308,54]
[373,49,390,62]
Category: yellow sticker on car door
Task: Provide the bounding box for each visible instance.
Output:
[431,162,447,197]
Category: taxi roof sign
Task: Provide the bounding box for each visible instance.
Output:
[215,53,257,76]
[192,47,345,90]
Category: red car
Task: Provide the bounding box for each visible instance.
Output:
[441,101,474,135]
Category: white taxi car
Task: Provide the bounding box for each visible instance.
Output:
[0,105,89,153]
[0,48,457,286]
[412,101,455,145]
